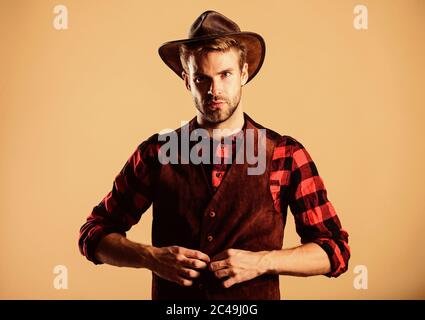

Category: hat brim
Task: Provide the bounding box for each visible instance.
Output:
[158,32,265,84]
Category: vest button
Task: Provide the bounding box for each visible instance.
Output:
[209,210,216,218]
[207,235,213,242]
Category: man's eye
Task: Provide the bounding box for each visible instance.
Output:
[223,72,231,77]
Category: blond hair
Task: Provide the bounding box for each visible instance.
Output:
[179,37,247,73]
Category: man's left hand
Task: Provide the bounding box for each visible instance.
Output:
[209,249,270,288]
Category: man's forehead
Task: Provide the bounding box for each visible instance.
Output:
[187,48,239,73]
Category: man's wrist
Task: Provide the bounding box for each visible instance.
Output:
[136,243,156,270]
[257,250,277,275]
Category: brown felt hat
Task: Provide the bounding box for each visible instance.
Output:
[158,10,266,84]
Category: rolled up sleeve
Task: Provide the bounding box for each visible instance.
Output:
[287,138,350,277]
[78,135,159,264]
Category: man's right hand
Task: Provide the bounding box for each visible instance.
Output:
[146,245,210,286]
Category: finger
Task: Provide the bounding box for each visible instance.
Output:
[175,277,193,287]
[222,277,237,288]
[214,268,235,279]
[180,257,208,269]
[175,254,205,268]
[209,258,231,271]
[179,268,201,279]
[180,248,210,263]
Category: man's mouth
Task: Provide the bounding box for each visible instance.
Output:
[207,100,226,110]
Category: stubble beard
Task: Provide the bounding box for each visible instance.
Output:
[195,89,242,124]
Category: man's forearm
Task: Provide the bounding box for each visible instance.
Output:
[94,233,212,286]
[94,233,154,269]
[95,235,331,279]
[261,242,331,277]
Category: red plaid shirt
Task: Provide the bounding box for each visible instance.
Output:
[79,122,350,277]
[201,131,243,191]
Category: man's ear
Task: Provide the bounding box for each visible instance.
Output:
[240,63,249,86]
[182,71,191,91]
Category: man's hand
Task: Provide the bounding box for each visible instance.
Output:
[148,245,210,287]
[209,249,270,288]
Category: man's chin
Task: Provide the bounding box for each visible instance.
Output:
[204,110,230,124]
[197,103,238,124]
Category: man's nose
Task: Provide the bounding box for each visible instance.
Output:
[208,78,222,96]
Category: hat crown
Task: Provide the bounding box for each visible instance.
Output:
[158,10,265,84]
[189,11,241,39]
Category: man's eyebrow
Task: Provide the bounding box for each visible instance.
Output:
[218,68,235,74]
[193,68,235,77]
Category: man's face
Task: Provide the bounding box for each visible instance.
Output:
[183,48,248,124]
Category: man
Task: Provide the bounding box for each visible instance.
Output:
[79,10,350,300]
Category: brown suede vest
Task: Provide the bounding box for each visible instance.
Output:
[151,113,283,300]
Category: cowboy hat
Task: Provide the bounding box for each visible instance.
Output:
[158,10,266,84]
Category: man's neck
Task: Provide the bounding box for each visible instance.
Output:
[196,106,245,139]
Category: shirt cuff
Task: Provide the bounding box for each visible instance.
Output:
[79,227,127,265]
[311,238,347,278]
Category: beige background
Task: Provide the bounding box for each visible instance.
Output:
[1,0,424,299]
